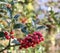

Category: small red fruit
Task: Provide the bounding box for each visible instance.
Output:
[17,38,23,44]
[32,44,36,47]
[10,31,14,34]
[33,32,36,35]
[41,37,44,41]
[35,35,38,38]
[18,31,44,49]
[24,46,28,49]
[19,46,23,49]
[5,35,10,40]
[11,35,14,39]
[4,31,8,35]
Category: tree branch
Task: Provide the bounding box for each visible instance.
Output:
[0,44,20,52]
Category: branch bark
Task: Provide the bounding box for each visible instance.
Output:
[0,44,20,52]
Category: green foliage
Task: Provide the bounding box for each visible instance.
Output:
[0,0,60,53]
[0,32,4,37]
[14,23,24,29]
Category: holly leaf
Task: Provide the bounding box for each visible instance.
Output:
[7,8,12,18]
[21,26,29,35]
[12,39,20,44]
[14,14,20,20]
[36,25,47,30]
[0,32,5,37]
[14,23,25,29]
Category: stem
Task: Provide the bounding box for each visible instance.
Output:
[0,44,20,52]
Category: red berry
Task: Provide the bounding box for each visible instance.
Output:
[24,46,28,49]
[4,31,9,35]
[32,44,36,47]
[35,35,38,38]
[10,31,14,34]
[18,32,44,49]
[11,35,14,39]
[41,37,44,41]
[17,38,23,44]
[5,35,10,40]
[32,38,35,41]
[19,46,23,49]
[39,39,41,42]
[39,34,43,37]
[33,36,38,39]
[33,32,36,35]
[37,42,40,44]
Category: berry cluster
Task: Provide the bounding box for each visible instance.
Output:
[17,31,44,49]
[4,31,14,40]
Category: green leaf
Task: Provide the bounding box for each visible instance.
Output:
[0,32,5,37]
[14,14,20,21]
[21,26,29,35]
[12,39,20,44]
[14,23,25,29]
[14,14,20,19]
[7,8,12,18]
[36,25,47,30]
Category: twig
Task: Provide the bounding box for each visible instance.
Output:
[0,44,20,52]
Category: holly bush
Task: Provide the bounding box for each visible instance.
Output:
[0,0,60,53]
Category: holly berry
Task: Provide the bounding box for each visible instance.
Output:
[10,30,14,34]
[32,44,36,47]
[5,35,10,40]
[24,45,28,49]
[40,37,44,41]
[17,38,23,44]
[4,31,9,35]
[10,35,14,39]
[17,31,44,49]
[19,46,23,49]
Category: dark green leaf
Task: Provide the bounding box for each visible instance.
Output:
[0,32,5,37]
[14,23,25,29]
[36,25,46,30]
[7,8,12,18]
[14,14,20,21]
[12,39,20,44]
[21,26,29,34]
